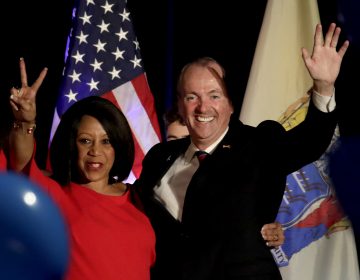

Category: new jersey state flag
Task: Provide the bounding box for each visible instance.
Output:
[49,0,161,182]
[239,0,359,279]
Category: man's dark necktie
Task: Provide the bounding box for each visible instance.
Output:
[195,150,208,164]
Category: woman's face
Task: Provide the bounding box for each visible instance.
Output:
[76,115,115,184]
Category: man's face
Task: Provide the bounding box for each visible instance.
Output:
[178,63,233,150]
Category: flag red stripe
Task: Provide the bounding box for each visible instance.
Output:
[102,92,145,179]
[131,74,162,140]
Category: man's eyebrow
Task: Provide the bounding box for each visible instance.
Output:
[209,88,222,94]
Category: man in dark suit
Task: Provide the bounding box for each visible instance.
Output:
[135,23,349,279]
[163,103,285,245]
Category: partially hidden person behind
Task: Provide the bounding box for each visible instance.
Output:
[0,113,11,170]
[164,104,286,246]
[0,147,6,170]
[7,58,155,280]
[135,23,348,280]
[164,105,190,141]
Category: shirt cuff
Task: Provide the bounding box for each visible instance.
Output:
[311,89,336,113]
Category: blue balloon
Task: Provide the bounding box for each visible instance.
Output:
[0,171,70,280]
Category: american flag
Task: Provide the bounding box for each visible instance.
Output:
[49,0,161,182]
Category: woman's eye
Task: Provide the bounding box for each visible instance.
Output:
[78,138,91,144]
[102,138,111,145]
